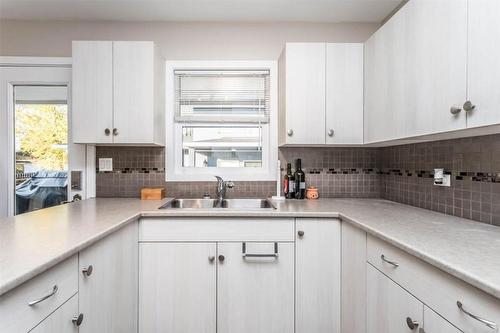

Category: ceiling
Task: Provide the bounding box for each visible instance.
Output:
[0,0,403,23]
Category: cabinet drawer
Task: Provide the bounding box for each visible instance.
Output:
[0,255,78,333]
[367,235,500,332]
[139,217,294,242]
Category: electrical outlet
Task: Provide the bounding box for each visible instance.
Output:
[99,158,113,172]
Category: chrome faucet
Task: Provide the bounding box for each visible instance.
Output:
[215,176,234,201]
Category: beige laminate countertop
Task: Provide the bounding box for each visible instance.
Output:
[1,198,500,301]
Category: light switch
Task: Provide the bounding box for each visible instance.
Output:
[99,158,113,172]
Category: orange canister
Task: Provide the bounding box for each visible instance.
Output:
[306,187,319,200]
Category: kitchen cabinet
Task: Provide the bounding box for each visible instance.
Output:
[217,242,294,333]
[423,306,461,333]
[72,41,164,145]
[341,222,367,333]
[295,218,341,333]
[138,243,217,333]
[78,222,138,333]
[326,43,364,144]
[467,0,500,128]
[30,295,80,333]
[364,0,468,143]
[367,264,423,333]
[279,43,364,145]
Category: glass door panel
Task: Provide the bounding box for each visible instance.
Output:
[14,85,69,215]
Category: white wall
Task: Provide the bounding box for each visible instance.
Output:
[0,20,378,59]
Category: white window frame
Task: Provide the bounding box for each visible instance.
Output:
[165,60,278,182]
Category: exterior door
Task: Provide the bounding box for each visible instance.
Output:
[0,60,87,217]
[217,242,294,333]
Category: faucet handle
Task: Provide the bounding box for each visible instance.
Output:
[226,181,235,188]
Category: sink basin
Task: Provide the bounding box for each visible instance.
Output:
[160,198,276,210]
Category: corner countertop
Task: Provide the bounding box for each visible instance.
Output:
[1,198,500,301]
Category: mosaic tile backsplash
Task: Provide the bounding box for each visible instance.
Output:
[96,133,500,226]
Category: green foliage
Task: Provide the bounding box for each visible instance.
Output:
[15,104,68,170]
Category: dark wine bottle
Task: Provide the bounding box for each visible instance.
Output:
[283,163,295,199]
[294,159,306,199]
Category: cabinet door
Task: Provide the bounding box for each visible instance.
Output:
[30,294,79,333]
[367,264,423,333]
[217,242,294,333]
[296,218,340,333]
[326,43,364,144]
[284,43,326,144]
[467,0,500,128]
[423,306,462,333]
[364,0,467,142]
[72,41,113,143]
[138,242,217,333]
[79,222,138,333]
[113,41,155,144]
[341,222,367,333]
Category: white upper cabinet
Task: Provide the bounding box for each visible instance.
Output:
[72,41,164,145]
[72,41,114,144]
[364,0,468,143]
[279,42,364,145]
[326,43,364,144]
[467,0,500,128]
[279,43,326,145]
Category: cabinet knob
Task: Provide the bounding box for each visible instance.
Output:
[104,128,111,136]
[297,230,305,237]
[406,317,419,330]
[287,129,294,136]
[463,101,476,112]
[72,313,84,327]
[112,128,119,136]
[450,106,462,115]
[327,129,334,137]
[82,265,93,277]
[208,256,215,263]
[218,255,225,263]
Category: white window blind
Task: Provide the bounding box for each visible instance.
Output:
[174,70,270,123]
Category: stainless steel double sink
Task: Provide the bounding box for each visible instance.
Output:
[160,198,277,210]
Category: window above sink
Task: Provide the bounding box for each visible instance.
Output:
[165,61,278,181]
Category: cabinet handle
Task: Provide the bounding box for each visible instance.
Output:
[112,128,119,136]
[297,230,305,237]
[457,301,497,330]
[463,101,476,112]
[327,129,334,137]
[104,128,111,136]
[381,254,399,267]
[406,317,419,330]
[242,242,279,258]
[28,285,58,306]
[82,265,93,277]
[287,129,294,136]
[72,313,84,327]
[218,255,225,263]
[208,256,215,263]
[450,106,462,115]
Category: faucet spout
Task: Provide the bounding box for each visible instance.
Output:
[214,176,234,202]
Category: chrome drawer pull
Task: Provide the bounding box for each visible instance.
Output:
[381,254,399,267]
[457,301,497,330]
[28,285,58,306]
[242,242,278,258]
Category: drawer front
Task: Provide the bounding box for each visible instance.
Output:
[0,255,78,333]
[29,294,79,332]
[367,235,500,333]
[139,217,295,242]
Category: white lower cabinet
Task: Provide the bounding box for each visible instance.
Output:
[423,306,461,333]
[138,243,217,333]
[296,218,341,333]
[30,294,80,333]
[78,222,138,333]
[367,264,423,333]
[217,242,294,333]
